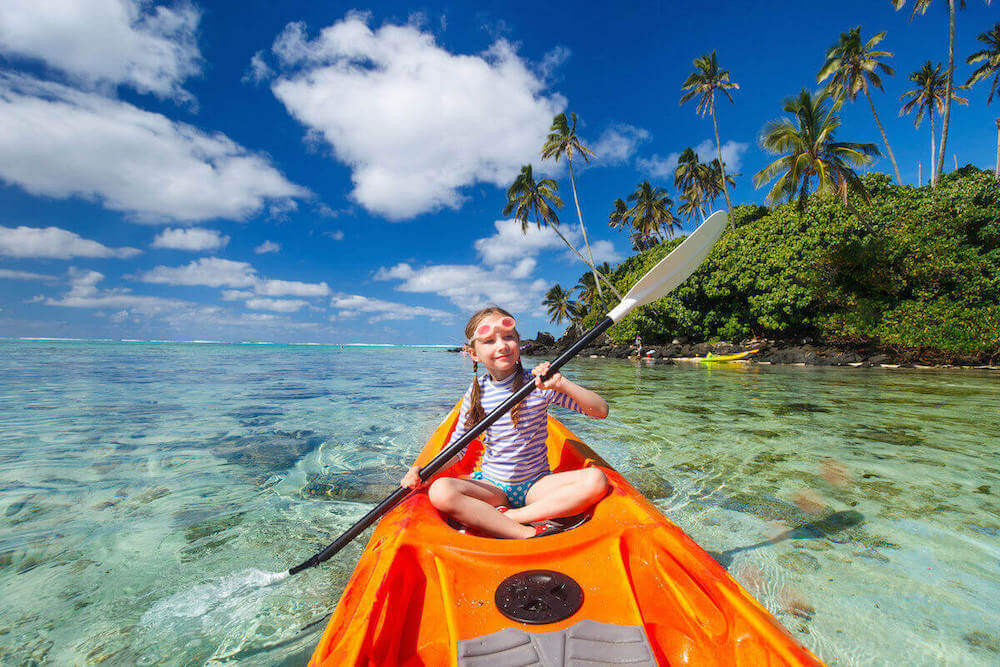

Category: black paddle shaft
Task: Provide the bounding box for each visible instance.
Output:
[288,316,614,576]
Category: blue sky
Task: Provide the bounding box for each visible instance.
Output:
[1,0,997,344]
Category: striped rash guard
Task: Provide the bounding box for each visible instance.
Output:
[447,369,584,484]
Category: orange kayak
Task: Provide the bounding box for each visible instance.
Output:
[309,405,824,666]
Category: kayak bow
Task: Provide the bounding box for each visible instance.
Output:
[309,406,824,666]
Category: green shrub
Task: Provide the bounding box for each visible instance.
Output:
[568,168,1000,354]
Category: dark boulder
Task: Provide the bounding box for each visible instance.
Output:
[535,331,555,346]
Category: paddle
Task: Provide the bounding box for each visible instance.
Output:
[288,210,728,576]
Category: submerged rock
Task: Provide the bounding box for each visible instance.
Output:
[626,469,675,501]
[226,405,284,427]
[301,471,397,503]
[777,550,821,573]
[183,511,247,543]
[209,429,323,476]
[772,402,831,416]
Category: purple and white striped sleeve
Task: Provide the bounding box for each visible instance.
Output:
[545,388,584,414]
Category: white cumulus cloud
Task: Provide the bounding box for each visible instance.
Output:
[474,219,568,265]
[152,227,229,251]
[637,139,749,180]
[374,262,548,313]
[254,240,280,254]
[0,74,309,223]
[137,258,330,300]
[330,293,452,323]
[580,240,623,265]
[242,51,273,85]
[0,225,140,259]
[245,297,308,313]
[591,124,649,166]
[255,279,330,297]
[376,218,620,313]
[0,268,57,281]
[268,14,565,219]
[43,267,190,315]
[137,257,258,288]
[0,0,201,102]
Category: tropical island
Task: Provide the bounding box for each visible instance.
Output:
[504,19,1000,368]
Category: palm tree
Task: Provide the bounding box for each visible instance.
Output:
[753,89,879,221]
[503,164,563,231]
[900,62,968,185]
[504,165,621,300]
[680,51,739,223]
[892,0,993,182]
[966,23,1000,176]
[575,262,612,311]
[626,181,682,243]
[818,26,903,184]
[543,284,578,325]
[540,112,605,300]
[608,198,630,232]
[702,159,737,210]
[673,148,702,193]
[677,187,706,222]
[672,148,711,223]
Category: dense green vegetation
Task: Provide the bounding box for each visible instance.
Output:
[572,168,1000,356]
[527,17,1000,361]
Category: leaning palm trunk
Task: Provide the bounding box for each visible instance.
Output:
[937,0,956,180]
[566,158,606,301]
[710,109,733,226]
[864,88,903,184]
[995,118,999,177]
[542,215,622,300]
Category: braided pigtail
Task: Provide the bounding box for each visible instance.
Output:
[509,361,526,428]
[464,360,485,432]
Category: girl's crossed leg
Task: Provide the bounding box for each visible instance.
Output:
[503,467,608,526]
[428,468,609,538]
[427,477,536,539]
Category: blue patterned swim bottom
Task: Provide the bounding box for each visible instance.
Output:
[471,470,549,508]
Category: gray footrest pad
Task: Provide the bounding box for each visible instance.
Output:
[457,619,655,666]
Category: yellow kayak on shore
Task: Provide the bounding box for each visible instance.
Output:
[701,349,759,363]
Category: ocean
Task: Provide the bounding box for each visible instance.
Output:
[0,340,997,664]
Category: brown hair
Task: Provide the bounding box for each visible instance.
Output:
[463,306,527,433]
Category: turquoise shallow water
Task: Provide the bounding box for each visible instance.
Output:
[0,340,998,665]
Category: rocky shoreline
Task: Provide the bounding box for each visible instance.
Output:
[508,333,1000,370]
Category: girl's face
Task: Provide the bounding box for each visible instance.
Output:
[468,313,520,378]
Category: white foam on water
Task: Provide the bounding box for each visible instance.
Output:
[141,569,289,628]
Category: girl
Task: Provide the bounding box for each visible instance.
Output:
[401,307,609,539]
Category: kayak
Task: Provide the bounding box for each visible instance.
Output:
[701,348,760,363]
[309,404,823,666]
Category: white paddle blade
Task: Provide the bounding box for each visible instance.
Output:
[607,211,727,323]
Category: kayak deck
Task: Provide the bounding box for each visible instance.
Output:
[309,407,822,666]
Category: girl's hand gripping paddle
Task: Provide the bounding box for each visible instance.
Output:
[288,211,728,575]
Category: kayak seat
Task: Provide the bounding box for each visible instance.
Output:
[430,428,602,538]
[442,508,594,538]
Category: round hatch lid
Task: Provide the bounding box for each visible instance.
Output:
[494,569,583,624]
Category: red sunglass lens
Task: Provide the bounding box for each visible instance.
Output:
[474,317,516,338]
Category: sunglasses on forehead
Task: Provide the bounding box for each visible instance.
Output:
[467,317,517,345]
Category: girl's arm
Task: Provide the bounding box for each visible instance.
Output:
[401,383,475,488]
[401,451,464,489]
[532,362,609,419]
